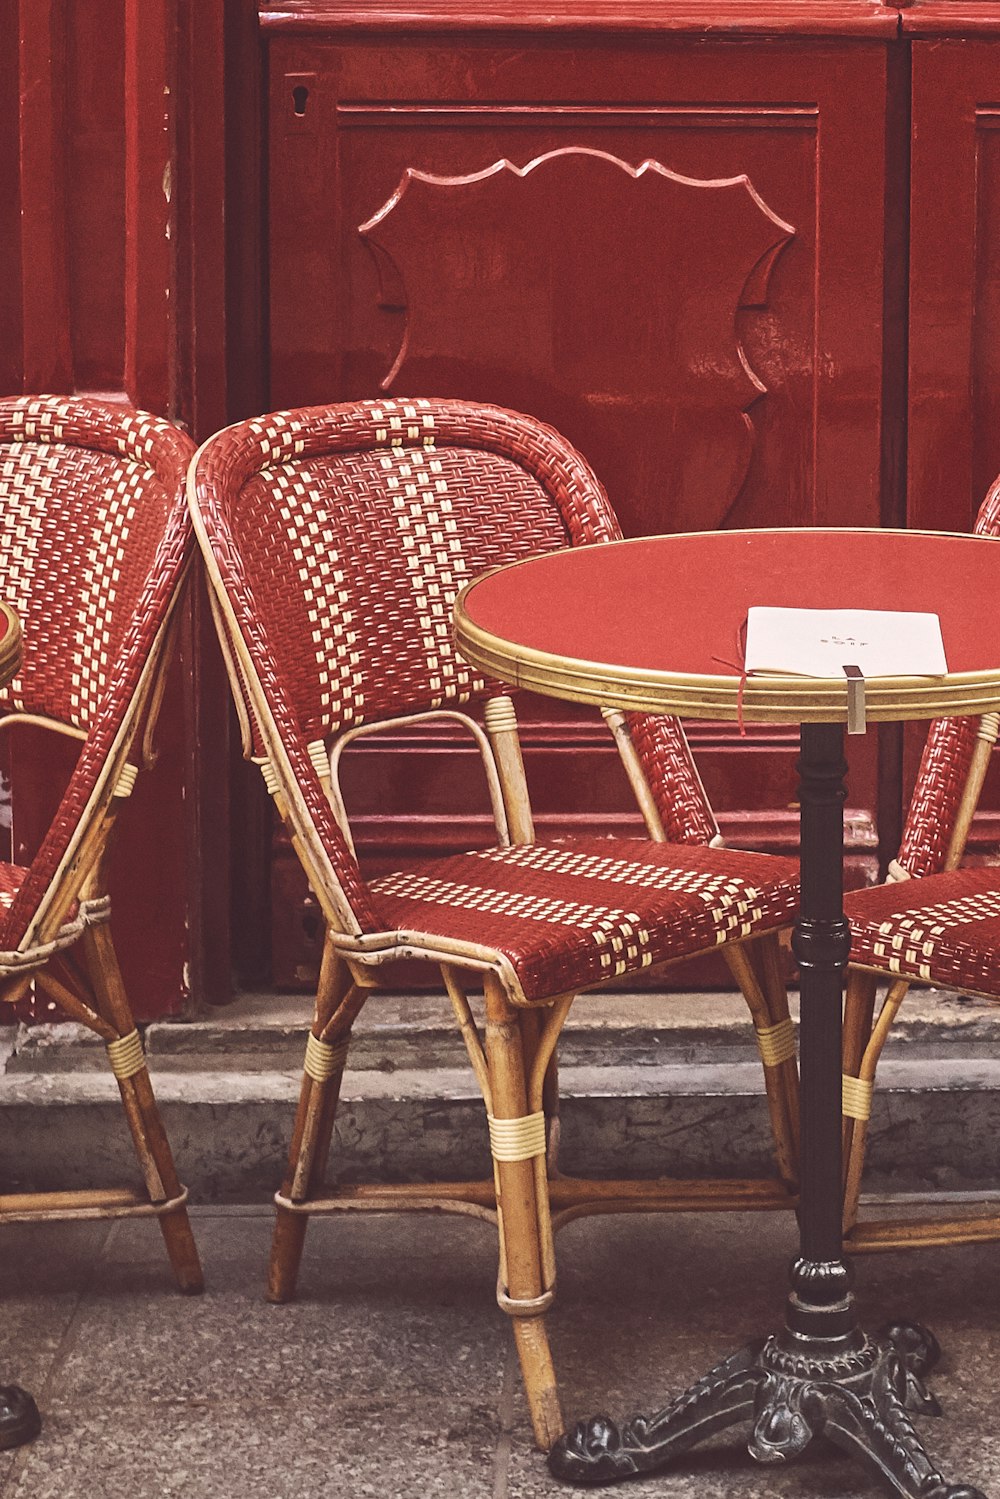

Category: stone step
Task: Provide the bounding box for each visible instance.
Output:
[2,988,1000,1202]
[8,986,1000,1073]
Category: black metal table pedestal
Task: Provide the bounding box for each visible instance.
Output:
[549,723,985,1499]
[0,1383,40,1451]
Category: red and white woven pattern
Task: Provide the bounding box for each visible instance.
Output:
[895,476,1000,877]
[0,397,193,953]
[0,399,192,733]
[0,861,35,914]
[625,712,719,845]
[372,839,800,1002]
[847,866,1000,996]
[192,398,721,932]
[0,859,81,950]
[895,716,981,878]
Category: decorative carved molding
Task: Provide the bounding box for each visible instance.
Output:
[359,146,795,533]
[902,4,1000,33]
[260,1,899,36]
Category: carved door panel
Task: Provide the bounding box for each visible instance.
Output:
[357,148,794,540]
[266,33,890,982]
[907,36,1000,851]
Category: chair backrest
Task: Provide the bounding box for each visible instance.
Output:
[894,474,1000,878]
[190,398,718,937]
[0,396,194,948]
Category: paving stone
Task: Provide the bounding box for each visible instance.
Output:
[4,1399,499,1499]
[2,1207,1000,1497]
[0,1225,110,1297]
[52,1218,504,1414]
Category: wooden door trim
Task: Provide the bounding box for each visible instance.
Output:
[259,1,900,37]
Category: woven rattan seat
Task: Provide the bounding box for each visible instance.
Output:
[189,395,801,1447]
[839,474,1000,1254]
[847,868,1000,996]
[371,839,799,1003]
[0,395,201,1293]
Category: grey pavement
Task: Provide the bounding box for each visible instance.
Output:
[2,1202,1000,1498]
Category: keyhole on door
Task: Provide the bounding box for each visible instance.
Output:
[292,85,309,117]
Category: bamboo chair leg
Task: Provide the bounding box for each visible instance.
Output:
[526,995,575,1297]
[484,974,562,1451]
[516,1007,562,1175]
[841,969,879,1189]
[843,975,910,1236]
[755,931,801,1164]
[724,940,799,1191]
[80,923,203,1293]
[268,945,363,1304]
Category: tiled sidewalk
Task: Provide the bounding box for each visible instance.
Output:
[1,1205,998,1498]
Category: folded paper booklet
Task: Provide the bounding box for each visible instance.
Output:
[743,608,948,679]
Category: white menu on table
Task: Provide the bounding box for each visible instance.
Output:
[743,607,948,679]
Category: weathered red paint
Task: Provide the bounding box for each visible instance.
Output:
[18,0,73,393]
[124,0,175,414]
[262,20,895,982]
[9,0,1000,999]
[0,0,225,1018]
[258,1,899,36]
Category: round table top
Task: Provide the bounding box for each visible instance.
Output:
[0,603,22,693]
[454,528,1000,724]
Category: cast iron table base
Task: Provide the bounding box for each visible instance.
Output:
[550,1315,982,1497]
[0,1384,40,1450]
[550,724,985,1499]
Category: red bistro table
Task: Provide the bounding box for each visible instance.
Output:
[0,603,41,1452]
[455,528,1000,1499]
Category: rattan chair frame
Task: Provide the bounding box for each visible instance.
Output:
[189,397,800,1447]
[0,397,202,1293]
[840,474,1000,1254]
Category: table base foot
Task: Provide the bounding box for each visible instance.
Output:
[548,1322,983,1498]
[0,1385,40,1451]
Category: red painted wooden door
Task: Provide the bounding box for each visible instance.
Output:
[0,0,235,1017]
[264,22,892,983]
[907,27,1000,852]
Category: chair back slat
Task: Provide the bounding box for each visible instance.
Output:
[624,713,719,845]
[235,441,569,740]
[191,398,719,932]
[895,474,1000,877]
[0,397,193,948]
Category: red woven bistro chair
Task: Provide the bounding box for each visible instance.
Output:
[0,396,201,1293]
[189,396,800,1448]
[841,474,1000,1254]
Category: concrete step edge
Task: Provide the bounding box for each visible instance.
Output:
[3,1055,1000,1106]
[8,986,1000,1076]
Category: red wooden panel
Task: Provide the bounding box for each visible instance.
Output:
[0,0,21,394]
[175,0,227,439]
[0,0,260,1016]
[65,1,127,391]
[265,28,890,982]
[908,40,1000,533]
[260,1,899,36]
[18,0,73,393]
[124,0,176,413]
[905,36,1000,853]
[359,148,795,539]
[903,3,1000,34]
[269,38,890,539]
[0,0,204,1020]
